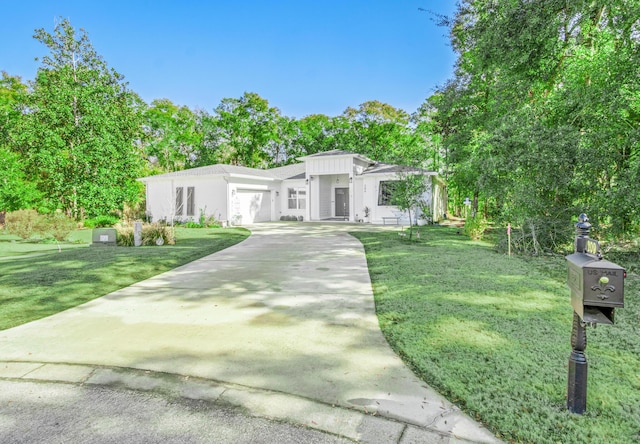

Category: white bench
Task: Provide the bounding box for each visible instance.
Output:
[382,216,401,225]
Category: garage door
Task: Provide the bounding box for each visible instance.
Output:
[236,190,271,224]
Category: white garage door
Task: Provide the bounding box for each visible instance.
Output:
[236,190,271,224]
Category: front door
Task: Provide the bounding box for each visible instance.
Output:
[335,188,349,219]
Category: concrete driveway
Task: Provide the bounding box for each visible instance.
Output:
[0,222,499,443]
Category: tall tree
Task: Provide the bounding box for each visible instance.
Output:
[18,19,144,218]
[286,114,341,160]
[141,99,201,173]
[434,0,640,245]
[195,92,281,168]
[0,73,41,212]
[339,100,416,163]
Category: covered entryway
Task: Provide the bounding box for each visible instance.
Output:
[236,190,271,223]
[335,188,349,219]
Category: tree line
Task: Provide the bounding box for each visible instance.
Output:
[0,19,440,220]
[431,1,640,248]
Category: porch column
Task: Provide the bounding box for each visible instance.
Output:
[305,176,311,222]
[348,175,355,222]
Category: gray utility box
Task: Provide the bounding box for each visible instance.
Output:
[92,228,117,246]
[567,253,625,324]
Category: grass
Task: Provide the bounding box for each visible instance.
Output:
[351,227,640,444]
[0,227,249,331]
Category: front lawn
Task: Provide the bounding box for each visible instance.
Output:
[0,227,249,331]
[352,228,640,444]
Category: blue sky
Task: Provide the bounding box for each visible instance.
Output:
[1,1,458,118]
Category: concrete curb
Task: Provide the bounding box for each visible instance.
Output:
[0,361,492,444]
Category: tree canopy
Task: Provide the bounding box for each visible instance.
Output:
[14,19,144,218]
[433,0,640,245]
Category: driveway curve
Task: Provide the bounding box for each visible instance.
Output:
[0,222,498,443]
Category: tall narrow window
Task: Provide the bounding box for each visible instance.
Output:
[298,188,306,210]
[175,187,184,215]
[186,187,195,216]
[288,188,306,209]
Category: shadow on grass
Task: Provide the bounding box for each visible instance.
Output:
[0,228,249,331]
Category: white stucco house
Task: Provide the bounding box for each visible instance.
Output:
[138,150,447,226]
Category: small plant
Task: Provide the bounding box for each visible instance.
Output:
[5,209,42,240]
[115,225,135,246]
[115,222,175,246]
[363,206,371,218]
[464,215,488,240]
[43,212,77,241]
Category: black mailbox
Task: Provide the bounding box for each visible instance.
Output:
[566,213,626,414]
[567,253,625,324]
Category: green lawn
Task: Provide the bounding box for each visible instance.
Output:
[352,228,640,444]
[0,227,249,331]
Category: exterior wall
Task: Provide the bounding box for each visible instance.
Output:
[370,174,409,224]
[353,177,365,222]
[145,180,173,223]
[362,173,438,225]
[145,176,228,223]
[279,179,306,220]
[306,156,352,175]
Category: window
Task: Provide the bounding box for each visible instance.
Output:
[186,187,195,216]
[287,187,306,210]
[378,181,399,206]
[175,187,184,215]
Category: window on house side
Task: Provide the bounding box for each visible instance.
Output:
[288,187,306,209]
[186,187,195,216]
[175,187,184,215]
[378,181,399,206]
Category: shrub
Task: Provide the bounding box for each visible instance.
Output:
[5,209,42,240]
[115,225,134,246]
[464,215,488,240]
[42,212,77,241]
[84,215,120,228]
[142,223,175,246]
[115,223,175,246]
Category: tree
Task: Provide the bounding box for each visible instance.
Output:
[339,101,417,164]
[434,1,640,247]
[286,114,341,159]
[18,18,144,218]
[141,99,201,173]
[390,171,429,240]
[195,92,282,168]
[0,72,41,212]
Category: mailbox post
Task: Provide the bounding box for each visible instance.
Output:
[566,213,625,414]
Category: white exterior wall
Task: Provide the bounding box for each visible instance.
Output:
[361,173,436,225]
[279,179,306,220]
[306,156,352,175]
[145,176,229,223]
[145,180,173,223]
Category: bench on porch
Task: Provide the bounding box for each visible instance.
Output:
[382,216,401,225]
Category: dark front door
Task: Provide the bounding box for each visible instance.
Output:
[335,188,349,219]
